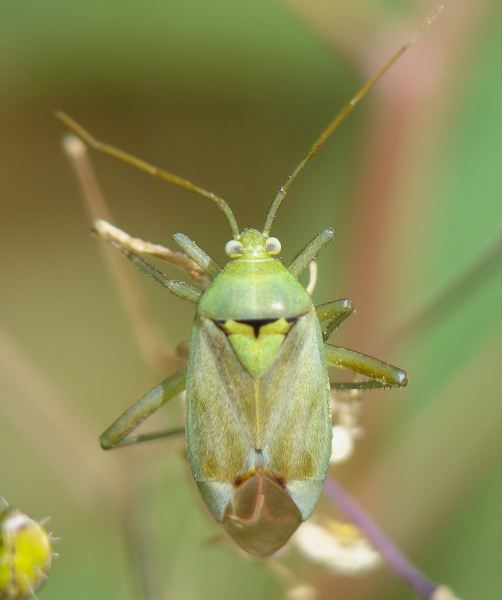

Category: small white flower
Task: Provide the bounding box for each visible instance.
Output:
[293,520,381,575]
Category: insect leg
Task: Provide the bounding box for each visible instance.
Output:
[126,252,201,302]
[172,233,222,280]
[104,427,185,448]
[316,299,354,341]
[100,368,186,449]
[288,228,334,277]
[331,380,392,391]
[96,229,201,303]
[94,219,211,284]
[324,344,407,389]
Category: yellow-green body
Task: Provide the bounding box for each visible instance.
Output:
[185,229,332,555]
[60,60,413,557]
[96,223,407,557]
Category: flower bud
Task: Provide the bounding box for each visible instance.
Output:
[0,504,53,600]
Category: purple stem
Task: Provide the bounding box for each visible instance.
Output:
[324,475,437,599]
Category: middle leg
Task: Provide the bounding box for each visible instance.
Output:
[325,344,407,390]
[95,228,201,303]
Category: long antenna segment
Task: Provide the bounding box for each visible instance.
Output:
[262,3,444,236]
[55,111,241,238]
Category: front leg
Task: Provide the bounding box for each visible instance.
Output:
[100,368,187,449]
[288,228,334,278]
[95,219,212,284]
[325,344,407,390]
[96,229,201,303]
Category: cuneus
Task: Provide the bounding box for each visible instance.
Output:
[57,7,443,557]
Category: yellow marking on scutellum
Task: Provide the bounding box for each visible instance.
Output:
[221,318,295,381]
[221,318,292,339]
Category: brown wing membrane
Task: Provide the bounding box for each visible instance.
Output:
[222,471,302,557]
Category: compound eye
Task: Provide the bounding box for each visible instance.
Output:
[225,239,244,258]
[265,237,281,256]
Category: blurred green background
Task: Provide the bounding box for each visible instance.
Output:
[1,0,501,599]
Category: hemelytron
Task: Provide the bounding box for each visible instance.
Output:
[58,7,444,557]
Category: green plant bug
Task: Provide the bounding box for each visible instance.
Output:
[57,6,443,557]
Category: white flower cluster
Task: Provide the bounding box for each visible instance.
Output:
[293,520,381,575]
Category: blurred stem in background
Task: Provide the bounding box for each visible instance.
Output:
[0,330,118,507]
[61,133,180,374]
[0,330,167,600]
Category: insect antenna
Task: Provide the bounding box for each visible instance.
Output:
[262,3,444,236]
[55,111,240,238]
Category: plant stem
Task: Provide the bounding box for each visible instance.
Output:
[324,476,437,599]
